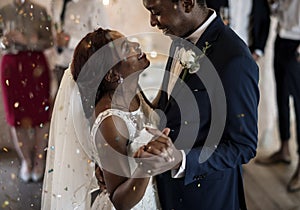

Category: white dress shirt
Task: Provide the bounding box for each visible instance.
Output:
[276,0,300,41]
[167,10,217,99]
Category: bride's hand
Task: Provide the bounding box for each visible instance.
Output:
[133,127,183,176]
[134,128,172,161]
[95,165,106,191]
[145,127,174,161]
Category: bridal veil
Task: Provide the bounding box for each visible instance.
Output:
[41,67,97,210]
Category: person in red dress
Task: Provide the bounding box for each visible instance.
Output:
[0,0,53,182]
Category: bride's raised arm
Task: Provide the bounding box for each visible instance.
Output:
[94,114,151,210]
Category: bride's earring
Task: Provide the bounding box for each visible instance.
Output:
[107,69,124,84]
[118,76,124,84]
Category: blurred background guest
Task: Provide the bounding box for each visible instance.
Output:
[51,0,109,90]
[229,0,275,147]
[0,0,53,182]
[256,0,300,192]
[208,0,271,60]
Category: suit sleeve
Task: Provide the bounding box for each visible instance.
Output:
[249,0,271,53]
[184,55,259,185]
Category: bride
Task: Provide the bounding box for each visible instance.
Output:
[42,28,173,209]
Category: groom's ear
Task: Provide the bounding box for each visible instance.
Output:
[182,0,195,13]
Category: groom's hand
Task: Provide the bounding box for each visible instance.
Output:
[134,127,183,176]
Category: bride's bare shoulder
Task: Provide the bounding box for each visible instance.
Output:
[94,95,112,115]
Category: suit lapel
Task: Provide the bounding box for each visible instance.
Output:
[164,17,225,111]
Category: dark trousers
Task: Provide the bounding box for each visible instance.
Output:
[274,36,300,153]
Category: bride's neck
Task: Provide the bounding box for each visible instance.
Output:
[107,87,140,112]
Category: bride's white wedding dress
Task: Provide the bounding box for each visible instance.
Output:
[42,68,160,209]
[90,108,161,210]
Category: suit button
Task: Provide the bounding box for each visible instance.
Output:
[194,175,201,180]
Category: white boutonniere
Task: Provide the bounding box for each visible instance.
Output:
[180,49,201,74]
[180,42,211,82]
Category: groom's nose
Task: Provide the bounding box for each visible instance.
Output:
[150,14,159,27]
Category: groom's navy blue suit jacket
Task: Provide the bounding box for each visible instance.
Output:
[156,17,259,210]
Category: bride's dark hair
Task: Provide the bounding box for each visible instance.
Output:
[71,27,118,118]
[71,27,114,81]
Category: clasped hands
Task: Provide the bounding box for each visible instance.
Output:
[94,127,183,190]
[133,127,182,176]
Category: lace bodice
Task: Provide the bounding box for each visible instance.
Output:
[90,108,161,210]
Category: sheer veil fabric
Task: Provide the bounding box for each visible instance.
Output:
[42,67,97,210]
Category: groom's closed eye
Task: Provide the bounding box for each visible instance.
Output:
[151,9,160,16]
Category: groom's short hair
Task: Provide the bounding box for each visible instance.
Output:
[171,0,206,8]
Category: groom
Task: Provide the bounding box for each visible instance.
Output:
[140,0,259,209]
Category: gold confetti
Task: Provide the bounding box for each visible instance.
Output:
[2,147,8,152]
[132,186,136,191]
[11,173,16,180]
[237,113,245,118]
[197,183,201,188]
[29,92,34,99]
[2,200,9,208]
[33,66,44,78]
[38,154,43,159]
[87,41,92,48]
